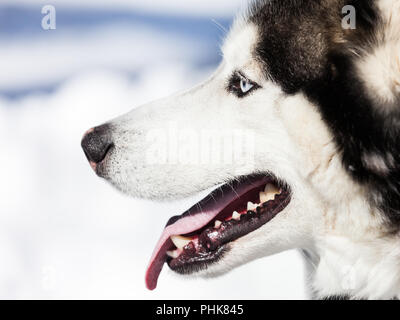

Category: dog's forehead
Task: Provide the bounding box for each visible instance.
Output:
[222,22,259,71]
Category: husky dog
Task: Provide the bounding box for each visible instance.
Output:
[81,0,400,299]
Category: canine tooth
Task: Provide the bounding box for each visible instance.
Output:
[214,220,222,228]
[166,250,179,259]
[247,202,257,210]
[232,211,241,221]
[170,235,192,249]
[259,191,275,203]
[260,184,281,203]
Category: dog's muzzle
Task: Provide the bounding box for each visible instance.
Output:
[81,124,113,171]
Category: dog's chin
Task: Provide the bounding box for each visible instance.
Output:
[145,173,292,290]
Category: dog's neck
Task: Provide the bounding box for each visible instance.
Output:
[303,227,400,300]
[303,149,400,299]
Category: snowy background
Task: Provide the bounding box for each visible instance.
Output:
[0,0,306,299]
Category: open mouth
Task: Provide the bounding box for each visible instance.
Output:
[145,174,291,290]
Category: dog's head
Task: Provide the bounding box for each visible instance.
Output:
[82,0,400,296]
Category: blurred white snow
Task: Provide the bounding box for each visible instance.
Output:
[0,1,307,299]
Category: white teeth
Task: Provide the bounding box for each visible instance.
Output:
[232,211,241,221]
[170,235,192,249]
[214,220,222,228]
[260,184,281,203]
[247,202,257,211]
[259,191,275,203]
[166,250,180,259]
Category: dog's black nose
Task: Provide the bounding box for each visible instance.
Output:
[81,124,113,165]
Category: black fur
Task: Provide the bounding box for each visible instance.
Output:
[248,0,400,227]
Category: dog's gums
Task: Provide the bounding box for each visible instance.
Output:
[168,189,290,270]
[145,174,290,290]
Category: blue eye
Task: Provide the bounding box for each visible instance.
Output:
[228,71,260,98]
[240,78,254,93]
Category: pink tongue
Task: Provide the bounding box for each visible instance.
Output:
[145,176,270,290]
[145,210,217,290]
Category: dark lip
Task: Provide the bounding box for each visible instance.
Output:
[166,180,291,275]
[168,244,228,275]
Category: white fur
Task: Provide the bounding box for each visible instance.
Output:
[98,15,400,299]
